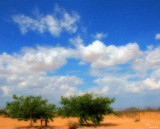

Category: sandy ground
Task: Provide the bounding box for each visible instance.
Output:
[0,112,160,129]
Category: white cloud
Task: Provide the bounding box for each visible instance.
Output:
[93,33,107,39]
[144,78,160,89]
[88,66,160,95]
[78,61,86,65]
[143,68,160,89]
[90,76,142,95]
[1,86,8,96]
[132,46,160,76]
[69,35,83,47]
[12,6,80,36]
[89,74,160,95]
[78,40,142,68]
[61,12,80,33]
[0,44,84,100]
[1,38,160,105]
[88,86,109,95]
[0,46,78,75]
[155,33,160,40]
[0,74,83,98]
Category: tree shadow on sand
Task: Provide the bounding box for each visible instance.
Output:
[81,123,118,127]
[19,126,55,129]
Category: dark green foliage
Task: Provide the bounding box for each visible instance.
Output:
[0,108,9,117]
[39,104,56,126]
[58,93,115,125]
[6,94,56,126]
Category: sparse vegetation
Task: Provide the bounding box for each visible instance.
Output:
[145,107,153,112]
[117,107,140,118]
[58,93,115,125]
[6,94,56,127]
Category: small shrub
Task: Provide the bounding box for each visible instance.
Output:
[68,121,79,129]
[35,127,48,129]
[14,127,20,129]
[135,119,140,122]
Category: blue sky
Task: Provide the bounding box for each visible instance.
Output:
[0,0,160,109]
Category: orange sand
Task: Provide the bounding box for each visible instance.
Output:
[0,112,160,129]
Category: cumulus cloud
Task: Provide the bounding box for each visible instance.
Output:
[155,33,160,40]
[0,45,83,101]
[88,64,160,95]
[143,68,160,89]
[89,71,160,96]
[87,45,160,94]
[0,74,83,98]
[1,38,160,106]
[78,40,142,68]
[93,76,141,94]
[12,6,80,36]
[132,46,160,76]
[0,46,78,74]
[93,33,107,39]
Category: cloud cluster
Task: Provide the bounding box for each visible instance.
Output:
[0,46,82,98]
[12,6,80,36]
[86,45,160,95]
[78,40,142,68]
[132,46,160,76]
[88,67,160,96]
[1,38,160,105]
[0,46,78,74]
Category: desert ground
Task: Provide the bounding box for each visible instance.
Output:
[0,112,160,129]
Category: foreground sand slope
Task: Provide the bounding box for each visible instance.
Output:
[0,112,160,129]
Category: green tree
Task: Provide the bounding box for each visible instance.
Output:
[39,104,56,126]
[58,93,115,125]
[6,94,56,127]
[0,108,9,117]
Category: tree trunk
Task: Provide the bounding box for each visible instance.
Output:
[30,118,33,127]
[41,119,43,126]
[45,119,47,127]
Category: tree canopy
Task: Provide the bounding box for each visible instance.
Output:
[6,94,56,126]
[58,93,115,125]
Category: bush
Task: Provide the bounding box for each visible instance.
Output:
[14,127,20,129]
[68,121,79,129]
[135,118,140,122]
[58,93,115,125]
[0,108,9,117]
[6,94,56,127]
